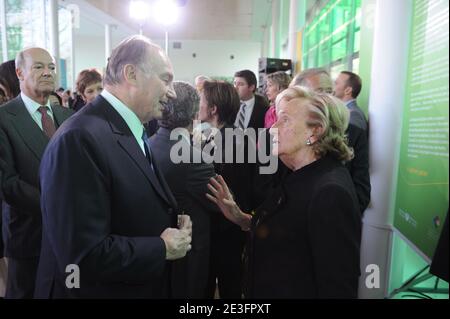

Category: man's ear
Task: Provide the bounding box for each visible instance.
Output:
[16,68,24,81]
[210,105,218,116]
[249,84,256,93]
[123,64,138,85]
[344,86,353,97]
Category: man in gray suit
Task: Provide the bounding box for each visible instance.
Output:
[0,47,73,298]
[334,71,368,132]
[334,71,370,212]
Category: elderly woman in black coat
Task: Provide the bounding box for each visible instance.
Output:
[207,86,361,299]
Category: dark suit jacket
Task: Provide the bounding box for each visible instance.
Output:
[0,168,3,258]
[34,95,178,299]
[207,125,259,214]
[0,158,4,258]
[247,156,361,298]
[150,127,219,298]
[0,96,73,258]
[346,102,371,213]
[345,101,370,213]
[247,94,269,132]
[347,100,368,132]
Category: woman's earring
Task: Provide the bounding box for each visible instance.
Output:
[306,138,312,146]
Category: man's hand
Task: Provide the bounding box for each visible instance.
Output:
[160,215,192,260]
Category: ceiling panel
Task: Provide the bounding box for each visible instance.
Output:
[83,0,271,41]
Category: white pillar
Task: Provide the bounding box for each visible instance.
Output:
[0,0,8,62]
[270,0,279,58]
[105,24,112,63]
[358,0,413,299]
[288,0,299,67]
[49,0,60,86]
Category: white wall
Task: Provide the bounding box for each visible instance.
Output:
[73,34,106,81]
[73,33,128,89]
[158,39,262,84]
[73,34,262,89]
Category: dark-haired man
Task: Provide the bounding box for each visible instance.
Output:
[233,70,268,132]
[334,71,370,212]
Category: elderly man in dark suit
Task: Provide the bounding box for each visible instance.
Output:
[0,47,73,298]
[34,36,192,299]
[150,81,220,298]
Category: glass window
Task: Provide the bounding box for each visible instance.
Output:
[4,0,73,88]
[302,0,362,72]
[6,0,48,58]
[330,63,346,80]
[352,57,360,74]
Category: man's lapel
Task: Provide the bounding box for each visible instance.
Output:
[99,97,173,206]
[51,104,72,128]
[146,142,178,209]
[8,96,49,160]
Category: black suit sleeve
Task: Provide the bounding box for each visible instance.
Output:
[0,122,41,213]
[186,162,221,214]
[0,163,3,258]
[347,124,371,213]
[307,184,361,299]
[40,129,166,283]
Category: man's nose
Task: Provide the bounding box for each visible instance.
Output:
[269,124,279,136]
[167,84,177,99]
[42,67,54,76]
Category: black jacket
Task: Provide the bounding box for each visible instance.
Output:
[247,94,269,133]
[150,127,219,298]
[247,156,361,298]
[346,122,371,213]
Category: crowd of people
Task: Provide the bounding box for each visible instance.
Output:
[0,35,370,299]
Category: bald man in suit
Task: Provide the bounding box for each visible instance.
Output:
[0,47,73,298]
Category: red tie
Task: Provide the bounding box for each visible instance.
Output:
[38,106,56,138]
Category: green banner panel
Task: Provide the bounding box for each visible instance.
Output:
[394,0,449,261]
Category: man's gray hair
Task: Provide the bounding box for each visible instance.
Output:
[104,35,158,86]
[194,75,211,84]
[15,47,52,70]
[15,51,26,70]
[291,68,330,87]
[159,81,199,129]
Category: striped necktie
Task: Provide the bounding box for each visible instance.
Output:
[237,102,246,129]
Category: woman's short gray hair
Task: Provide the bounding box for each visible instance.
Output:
[276,85,354,162]
[159,81,199,129]
[266,71,291,91]
[104,35,156,86]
